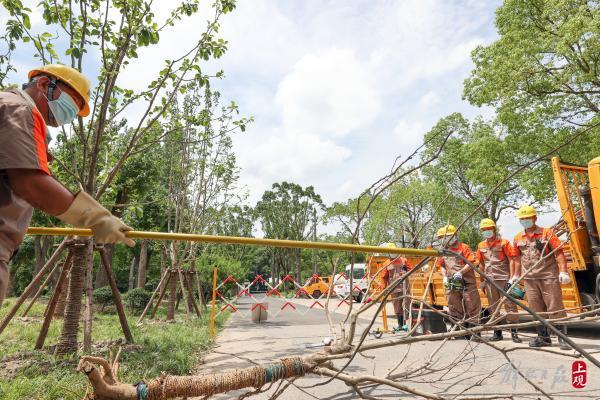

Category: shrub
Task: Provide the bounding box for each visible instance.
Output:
[93,286,114,312]
[123,288,152,314]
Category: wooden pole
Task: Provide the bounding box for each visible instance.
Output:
[185,272,201,317]
[196,273,206,308]
[35,251,73,349]
[83,241,94,352]
[21,253,63,317]
[209,266,218,339]
[98,247,134,343]
[0,238,69,335]
[177,269,191,316]
[137,269,170,324]
[150,271,173,320]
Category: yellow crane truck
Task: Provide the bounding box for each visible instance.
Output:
[372,156,600,314]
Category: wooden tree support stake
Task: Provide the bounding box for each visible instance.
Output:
[35,252,74,349]
[83,241,94,352]
[21,253,64,317]
[150,272,173,320]
[184,272,201,316]
[177,268,191,316]
[137,269,170,324]
[98,246,134,344]
[0,238,69,336]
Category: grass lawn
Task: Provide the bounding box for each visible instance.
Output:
[0,297,228,400]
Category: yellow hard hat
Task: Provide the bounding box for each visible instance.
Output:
[378,242,397,257]
[29,64,91,117]
[517,205,537,219]
[437,225,457,237]
[479,218,496,230]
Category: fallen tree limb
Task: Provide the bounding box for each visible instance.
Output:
[78,354,322,399]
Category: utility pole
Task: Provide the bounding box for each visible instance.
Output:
[312,207,317,275]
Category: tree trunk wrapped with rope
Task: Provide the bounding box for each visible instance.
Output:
[55,240,89,356]
[78,354,315,400]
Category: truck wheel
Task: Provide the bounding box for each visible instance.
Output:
[312,290,322,299]
[580,292,598,317]
[356,292,363,303]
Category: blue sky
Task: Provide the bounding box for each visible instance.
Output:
[1,0,561,237]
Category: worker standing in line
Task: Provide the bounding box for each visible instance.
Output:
[436,225,481,338]
[511,205,570,349]
[0,64,134,306]
[383,244,412,331]
[476,218,521,343]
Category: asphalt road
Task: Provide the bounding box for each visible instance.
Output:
[196,295,600,399]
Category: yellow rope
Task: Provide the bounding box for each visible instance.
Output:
[26,227,439,257]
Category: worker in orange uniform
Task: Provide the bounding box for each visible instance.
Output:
[382,244,411,330]
[0,65,134,306]
[436,225,481,338]
[476,218,521,343]
[511,205,570,349]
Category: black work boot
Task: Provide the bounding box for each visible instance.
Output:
[542,327,552,344]
[490,330,503,341]
[558,326,571,350]
[529,326,551,347]
[467,323,482,342]
[510,328,522,343]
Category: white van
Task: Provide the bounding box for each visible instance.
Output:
[338,263,368,302]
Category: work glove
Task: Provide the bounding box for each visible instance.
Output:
[508,276,519,285]
[453,271,462,280]
[443,276,448,286]
[57,190,135,247]
[558,272,571,285]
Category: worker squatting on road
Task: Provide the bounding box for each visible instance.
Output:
[511,205,571,350]
[0,64,135,307]
[476,218,521,343]
[382,245,411,331]
[436,225,482,339]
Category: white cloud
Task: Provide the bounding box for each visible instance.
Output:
[235,129,352,202]
[393,119,424,149]
[419,91,441,108]
[276,49,381,138]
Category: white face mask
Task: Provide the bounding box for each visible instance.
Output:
[520,219,534,229]
[442,236,457,247]
[482,230,494,239]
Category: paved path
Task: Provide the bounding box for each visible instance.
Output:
[197,296,600,399]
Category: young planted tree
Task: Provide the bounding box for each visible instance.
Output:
[158,81,247,320]
[0,0,240,352]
